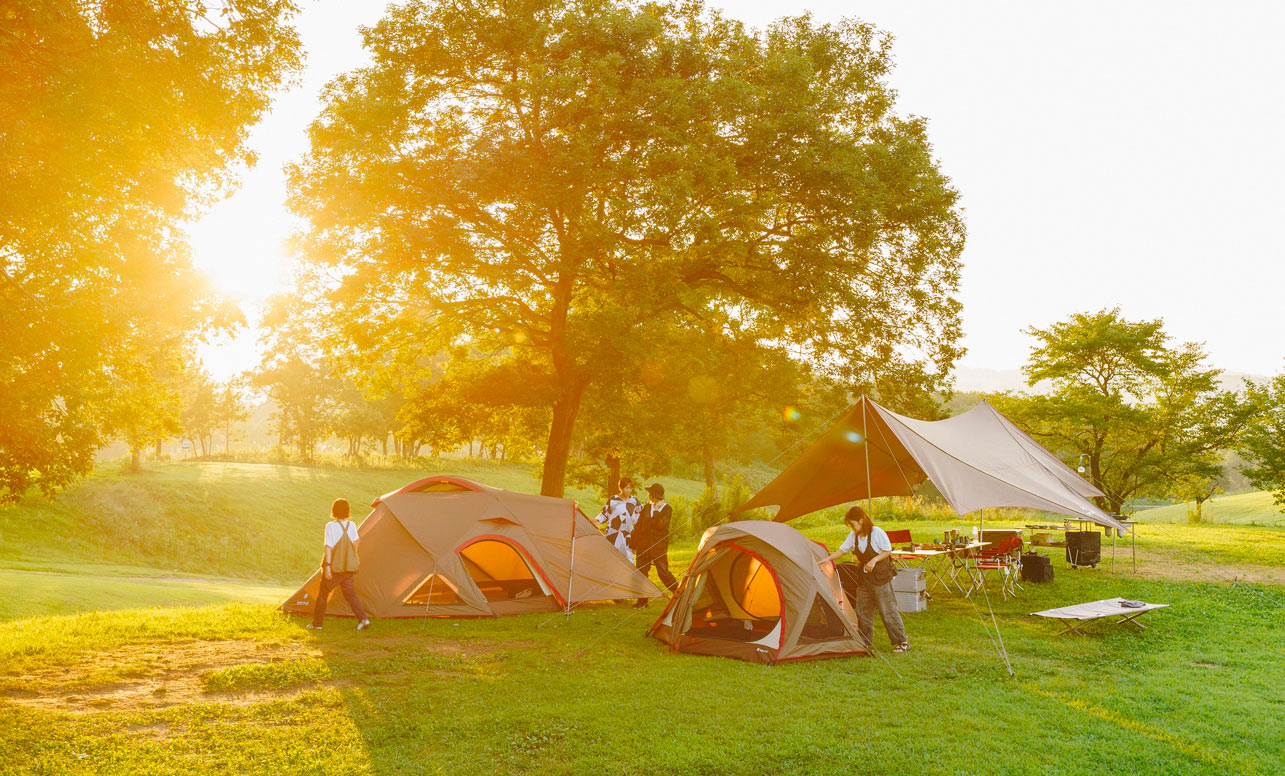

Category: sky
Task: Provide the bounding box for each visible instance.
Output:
[191,0,1285,382]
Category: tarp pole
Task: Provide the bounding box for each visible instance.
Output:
[566,499,578,617]
[862,397,873,518]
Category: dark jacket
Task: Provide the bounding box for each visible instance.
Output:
[629,502,672,554]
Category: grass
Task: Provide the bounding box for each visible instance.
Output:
[1,460,1283,774]
[1,565,1282,775]
[1136,490,1285,527]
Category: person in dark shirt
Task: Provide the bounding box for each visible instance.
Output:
[630,482,677,608]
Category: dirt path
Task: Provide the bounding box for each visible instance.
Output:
[0,635,511,713]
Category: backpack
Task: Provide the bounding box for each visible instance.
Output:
[330,520,360,574]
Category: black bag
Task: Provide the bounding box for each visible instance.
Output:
[1021,552,1053,583]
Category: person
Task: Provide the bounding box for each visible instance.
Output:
[629,482,677,608]
[307,498,371,631]
[596,477,640,563]
[820,506,908,653]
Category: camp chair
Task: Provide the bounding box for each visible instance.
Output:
[966,536,1022,600]
[885,529,916,567]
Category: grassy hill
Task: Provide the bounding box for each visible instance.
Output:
[1133,490,1285,527]
[0,459,713,586]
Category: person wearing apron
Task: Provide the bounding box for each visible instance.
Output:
[820,506,909,653]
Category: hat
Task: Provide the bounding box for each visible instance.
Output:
[645,482,665,499]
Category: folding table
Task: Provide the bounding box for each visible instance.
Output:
[1030,597,1169,635]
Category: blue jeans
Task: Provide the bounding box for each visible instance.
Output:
[852,581,907,648]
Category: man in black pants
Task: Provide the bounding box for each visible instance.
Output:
[631,483,677,608]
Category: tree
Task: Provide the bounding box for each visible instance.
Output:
[288,0,964,496]
[1239,374,1285,508]
[212,378,251,456]
[0,0,301,502]
[180,370,218,457]
[254,295,338,460]
[994,309,1256,514]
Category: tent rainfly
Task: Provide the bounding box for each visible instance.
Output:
[740,397,1127,531]
[281,476,661,619]
[650,521,867,663]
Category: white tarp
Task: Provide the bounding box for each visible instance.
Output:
[741,397,1126,531]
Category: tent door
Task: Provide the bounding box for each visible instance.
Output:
[457,536,555,602]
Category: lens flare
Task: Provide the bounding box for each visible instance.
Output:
[844,430,864,444]
[781,406,801,422]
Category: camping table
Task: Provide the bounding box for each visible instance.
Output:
[894,542,989,596]
[1030,597,1169,635]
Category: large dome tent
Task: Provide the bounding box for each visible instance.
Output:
[649,521,866,663]
[281,475,661,619]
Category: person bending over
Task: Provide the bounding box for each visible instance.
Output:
[820,506,908,653]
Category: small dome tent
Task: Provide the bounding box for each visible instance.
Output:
[281,476,661,619]
[649,521,866,663]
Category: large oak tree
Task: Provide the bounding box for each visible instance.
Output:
[289,0,964,496]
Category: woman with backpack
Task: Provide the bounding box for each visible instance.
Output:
[819,506,909,653]
[307,498,371,631]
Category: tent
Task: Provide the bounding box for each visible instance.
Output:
[649,521,866,663]
[741,397,1126,531]
[281,475,661,619]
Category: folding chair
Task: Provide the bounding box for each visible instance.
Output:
[966,536,1021,600]
[885,529,915,568]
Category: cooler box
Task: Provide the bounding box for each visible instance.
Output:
[892,568,926,594]
[895,590,927,613]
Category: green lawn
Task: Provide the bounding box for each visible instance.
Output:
[1135,490,1285,527]
[2,461,1283,774]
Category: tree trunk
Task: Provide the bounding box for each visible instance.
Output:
[382,435,388,456]
[468,440,474,457]
[605,453,620,497]
[702,442,716,489]
[154,439,162,458]
[541,378,587,497]
[130,447,141,470]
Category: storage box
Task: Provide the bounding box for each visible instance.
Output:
[892,568,926,594]
[894,590,927,613]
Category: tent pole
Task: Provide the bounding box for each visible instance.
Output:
[862,397,873,518]
[566,500,578,617]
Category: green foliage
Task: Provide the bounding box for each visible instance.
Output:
[1239,374,1285,509]
[0,0,302,502]
[288,0,964,498]
[994,309,1258,513]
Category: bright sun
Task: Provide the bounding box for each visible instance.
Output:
[188,187,296,380]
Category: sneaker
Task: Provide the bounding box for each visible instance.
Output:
[893,642,910,653]
[356,619,371,631]
[305,624,322,631]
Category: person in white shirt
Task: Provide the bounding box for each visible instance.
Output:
[596,477,641,562]
[820,506,908,653]
[307,498,371,631]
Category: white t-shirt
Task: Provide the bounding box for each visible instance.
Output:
[838,526,892,557]
[324,520,360,548]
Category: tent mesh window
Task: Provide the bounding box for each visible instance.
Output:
[797,595,846,643]
[459,540,545,601]
[402,574,464,606]
[412,481,475,493]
